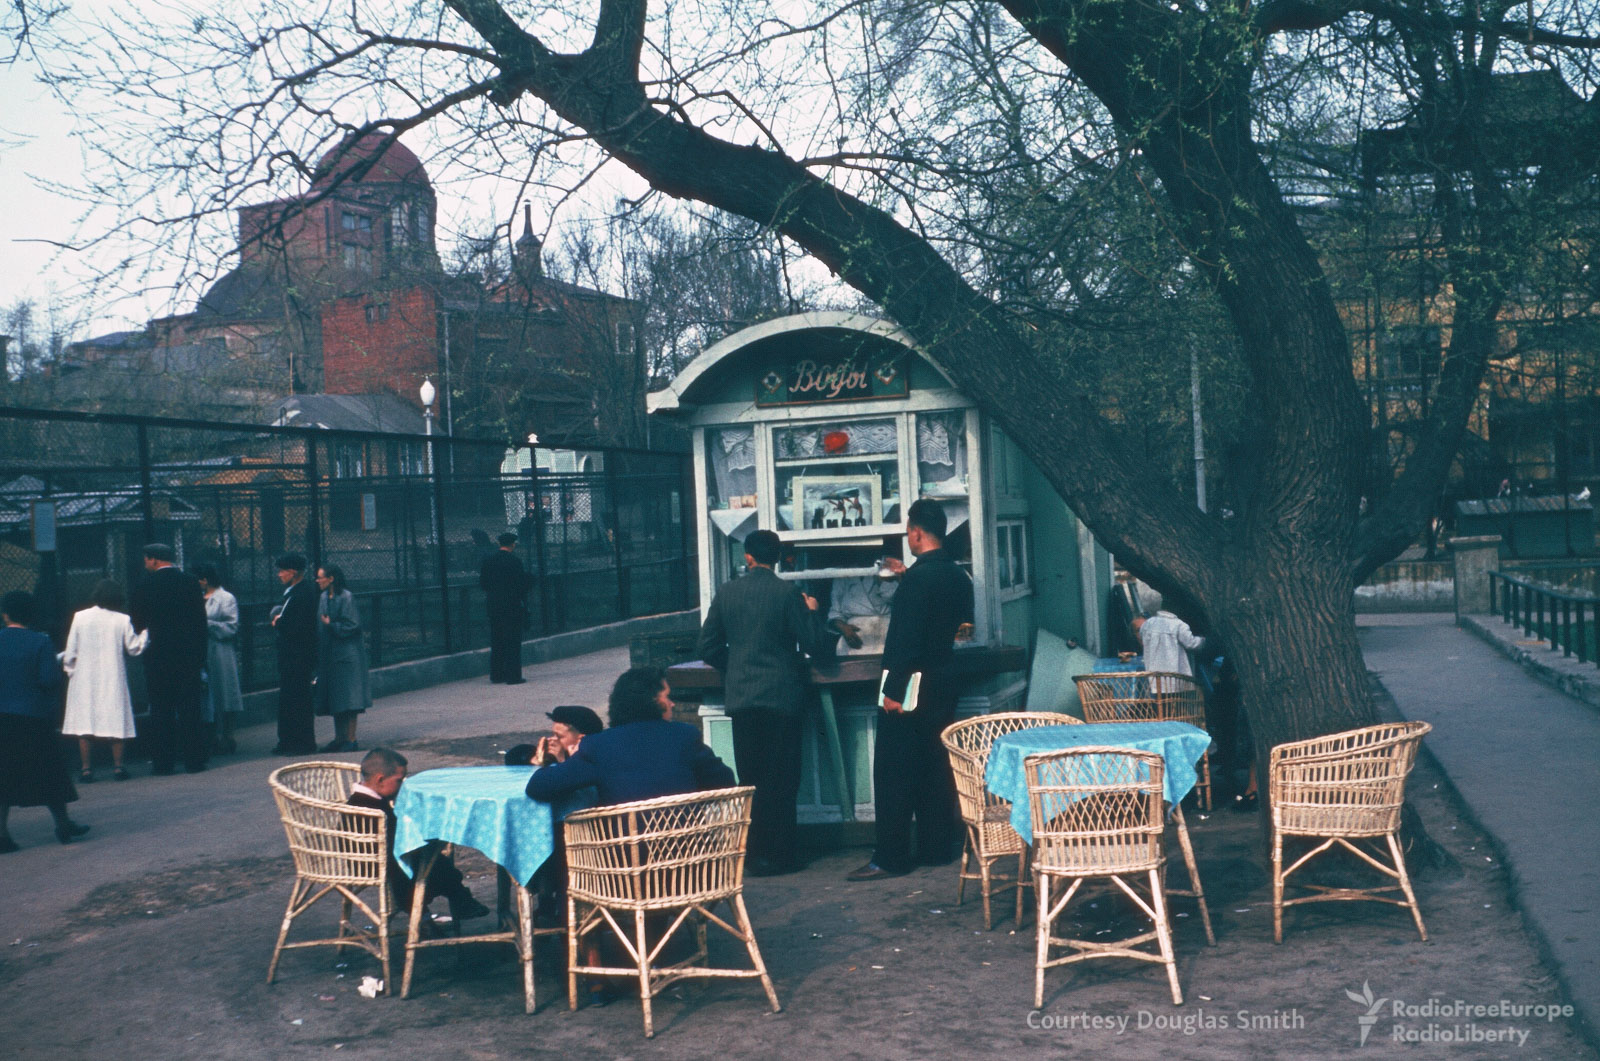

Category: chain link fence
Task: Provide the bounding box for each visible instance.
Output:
[0,406,694,693]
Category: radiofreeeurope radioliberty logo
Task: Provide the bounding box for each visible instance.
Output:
[1345,980,1572,1048]
[1346,981,1388,1047]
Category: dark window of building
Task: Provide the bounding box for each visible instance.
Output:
[343,244,373,274]
[342,211,373,235]
[365,302,389,324]
[333,442,366,479]
[390,201,411,248]
[1378,325,1441,379]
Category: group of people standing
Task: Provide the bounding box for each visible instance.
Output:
[0,544,377,854]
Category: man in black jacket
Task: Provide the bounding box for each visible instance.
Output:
[129,543,209,774]
[695,530,823,875]
[849,500,974,881]
[479,532,530,684]
[271,553,319,755]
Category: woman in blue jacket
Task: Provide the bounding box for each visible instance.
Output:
[1,591,90,851]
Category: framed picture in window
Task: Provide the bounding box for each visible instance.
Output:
[796,476,883,530]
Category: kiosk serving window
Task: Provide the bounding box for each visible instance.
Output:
[774,418,901,532]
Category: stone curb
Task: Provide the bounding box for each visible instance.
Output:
[1458,613,1600,711]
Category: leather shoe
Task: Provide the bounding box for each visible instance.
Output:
[846,861,905,882]
[55,821,90,845]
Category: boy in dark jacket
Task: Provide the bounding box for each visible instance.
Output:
[347,747,488,921]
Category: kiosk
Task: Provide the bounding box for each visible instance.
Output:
[650,312,1112,826]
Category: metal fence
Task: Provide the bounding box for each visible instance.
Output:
[0,406,694,693]
[1488,569,1600,666]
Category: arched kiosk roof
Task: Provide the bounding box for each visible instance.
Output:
[646,311,953,415]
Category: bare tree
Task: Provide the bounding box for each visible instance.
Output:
[26,1,1600,790]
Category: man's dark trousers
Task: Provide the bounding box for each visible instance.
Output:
[731,707,804,867]
[488,609,523,683]
[870,684,959,875]
[147,687,208,773]
[277,664,316,752]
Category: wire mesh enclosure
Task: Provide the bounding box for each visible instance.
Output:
[0,406,694,692]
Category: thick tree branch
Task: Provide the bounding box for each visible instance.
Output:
[445,0,1227,598]
[1256,0,1600,48]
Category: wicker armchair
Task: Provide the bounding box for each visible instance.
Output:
[1270,721,1432,943]
[1026,748,1183,1006]
[1074,671,1213,809]
[941,712,1081,929]
[563,786,780,1038]
[266,761,392,992]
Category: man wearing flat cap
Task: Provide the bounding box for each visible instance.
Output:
[480,532,531,685]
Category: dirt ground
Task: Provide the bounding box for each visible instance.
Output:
[3,730,1593,1060]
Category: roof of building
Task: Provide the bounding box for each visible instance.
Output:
[272,392,427,434]
[196,265,288,321]
[311,132,430,190]
[68,330,149,352]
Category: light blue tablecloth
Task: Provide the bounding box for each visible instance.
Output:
[1092,656,1143,673]
[392,766,555,887]
[984,721,1212,843]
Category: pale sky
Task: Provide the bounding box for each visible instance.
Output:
[0,1,849,345]
[0,57,115,331]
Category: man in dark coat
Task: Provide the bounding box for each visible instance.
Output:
[526,666,735,807]
[271,553,319,756]
[849,499,974,881]
[129,543,209,774]
[480,532,530,685]
[695,529,823,874]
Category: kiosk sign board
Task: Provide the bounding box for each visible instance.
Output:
[756,350,909,407]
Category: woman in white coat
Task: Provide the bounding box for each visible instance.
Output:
[62,580,147,782]
[195,563,245,755]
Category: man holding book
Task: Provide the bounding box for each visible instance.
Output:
[848,498,974,881]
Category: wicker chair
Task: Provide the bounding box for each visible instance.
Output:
[563,786,780,1038]
[941,712,1082,929]
[1074,671,1213,809]
[1270,721,1432,943]
[266,761,392,992]
[1026,748,1183,1006]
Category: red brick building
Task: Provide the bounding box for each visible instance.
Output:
[56,133,646,445]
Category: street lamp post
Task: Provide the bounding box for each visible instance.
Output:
[420,377,438,542]
[420,377,452,650]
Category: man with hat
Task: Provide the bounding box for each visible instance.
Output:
[514,704,605,766]
[695,528,825,875]
[270,552,319,755]
[479,532,531,685]
[129,543,209,773]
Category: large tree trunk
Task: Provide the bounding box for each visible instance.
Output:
[1208,557,1371,765]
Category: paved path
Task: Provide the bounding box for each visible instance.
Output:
[2,646,630,935]
[1361,612,1600,1044]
